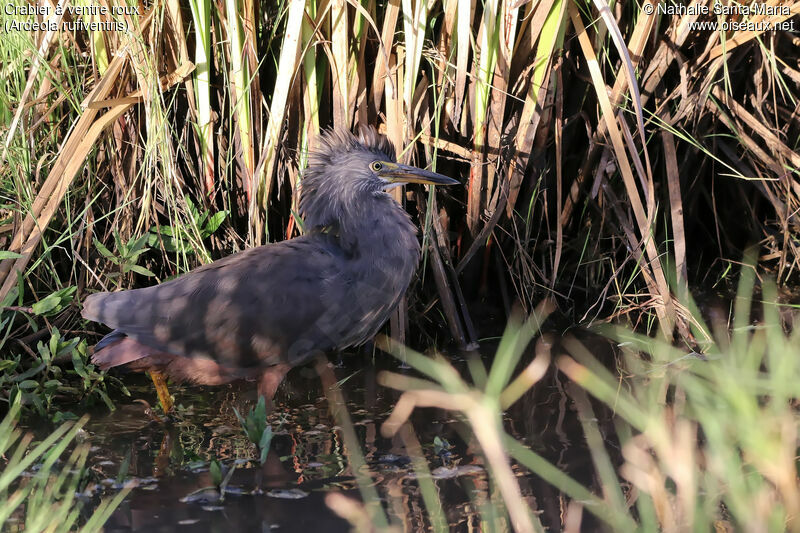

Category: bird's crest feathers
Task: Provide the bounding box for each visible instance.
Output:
[299,127,398,231]
[310,127,397,165]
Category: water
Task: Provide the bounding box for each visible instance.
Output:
[85,357,510,531]
[15,341,614,531]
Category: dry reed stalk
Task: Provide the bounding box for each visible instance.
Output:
[429,192,479,347]
[370,0,400,115]
[0,57,192,303]
[568,3,675,335]
[484,0,518,212]
[301,2,321,140]
[661,117,687,294]
[711,85,800,169]
[401,0,428,117]
[223,0,254,204]
[706,1,800,60]
[705,99,788,180]
[414,190,467,347]
[560,0,655,224]
[504,0,561,218]
[455,177,507,276]
[87,62,195,109]
[349,1,368,128]
[434,0,457,112]
[547,56,563,291]
[385,125,470,159]
[165,0,191,70]
[258,0,305,206]
[466,0,498,233]
[330,0,349,128]
[187,0,214,198]
[452,0,472,131]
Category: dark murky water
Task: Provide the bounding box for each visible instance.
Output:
[14,341,614,532]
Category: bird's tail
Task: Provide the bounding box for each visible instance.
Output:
[91,333,157,370]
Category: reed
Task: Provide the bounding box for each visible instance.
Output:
[0,0,796,338]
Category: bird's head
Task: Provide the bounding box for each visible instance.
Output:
[299,127,458,231]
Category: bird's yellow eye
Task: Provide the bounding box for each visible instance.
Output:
[370,161,383,172]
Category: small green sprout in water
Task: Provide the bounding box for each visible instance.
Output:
[234,396,274,465]
[210,459,237,498]
[180,458,237,505]
[433,436,453,466]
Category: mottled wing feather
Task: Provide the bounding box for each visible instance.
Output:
[83,236,351,368]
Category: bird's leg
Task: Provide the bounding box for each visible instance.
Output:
[149,370,174,414]
[257,364,291,408]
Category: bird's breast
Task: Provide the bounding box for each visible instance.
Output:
[323,208,420,348]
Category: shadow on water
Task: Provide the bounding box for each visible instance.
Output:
[17,334,620,532]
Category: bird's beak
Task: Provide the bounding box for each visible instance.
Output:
[381,163,460,187]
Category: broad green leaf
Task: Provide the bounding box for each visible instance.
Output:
[92,238,117,260]
[127,265,156,277]
[127,234,150,255]
[18,380,39,390]
[32,294,61,315]
[205,211,228,234]
[32,287,76,316]
[49,328,60,360]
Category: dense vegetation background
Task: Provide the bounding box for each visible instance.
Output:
[1,0,797,348]
[1,1,800,530]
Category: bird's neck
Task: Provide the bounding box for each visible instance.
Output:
[309,192,420,262]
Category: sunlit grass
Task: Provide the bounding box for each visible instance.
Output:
[359,261,800,531]
[0,395,130,531]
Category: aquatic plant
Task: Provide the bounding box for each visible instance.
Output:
[0,325,124,417]
[234,395,274,466]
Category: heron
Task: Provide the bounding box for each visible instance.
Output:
[82,127,459,413]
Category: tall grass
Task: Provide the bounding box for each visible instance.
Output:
[321,260,800,531]
[0,9,799,529]
[0,0,796,343]
[1,3,798,530]
[0,394,130,531]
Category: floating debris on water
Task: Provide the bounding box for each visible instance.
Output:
[431,465,484,479]
[267,488,310,499]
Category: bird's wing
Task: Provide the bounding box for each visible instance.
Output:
[82,236,352,367]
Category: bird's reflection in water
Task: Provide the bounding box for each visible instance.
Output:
[78,354,493,532]
[73,335,616,532]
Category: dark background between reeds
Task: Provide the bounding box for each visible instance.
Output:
[0,0,798,371]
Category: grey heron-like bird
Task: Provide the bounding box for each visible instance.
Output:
[82,127,459,412]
